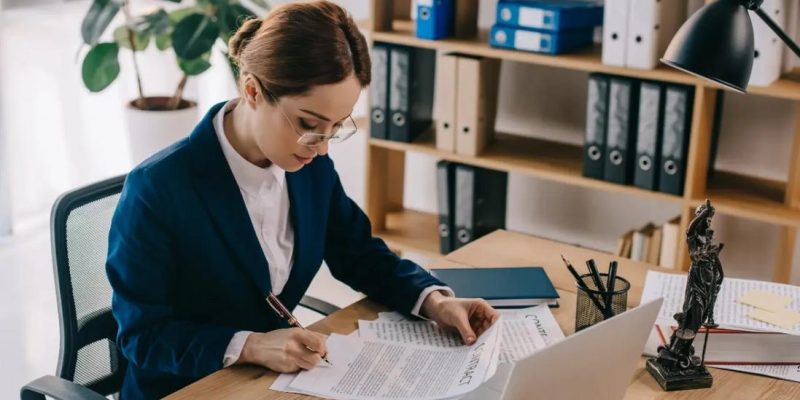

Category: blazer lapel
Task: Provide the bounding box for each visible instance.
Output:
[188,102,271,295]
[279,168,313,307]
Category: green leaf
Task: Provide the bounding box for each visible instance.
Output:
[113,25,150,51]
[172,13,220,60]
[81,43,120,92]
[80,0,122,45]
[155,32,172,50]
[168,6,205,26]
[216,3,256,42]
[139,9,170,35]
[178,53,212,76]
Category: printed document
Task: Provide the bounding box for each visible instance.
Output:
[360,305,563,363]
[640,271,800,334]
[276,323,501,400]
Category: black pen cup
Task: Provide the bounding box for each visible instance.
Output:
[575,273,630,332]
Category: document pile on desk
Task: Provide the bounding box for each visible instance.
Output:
[270,305,564,399]
[641,271,800,383]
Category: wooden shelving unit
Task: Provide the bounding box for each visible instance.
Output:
[364,0,800,283]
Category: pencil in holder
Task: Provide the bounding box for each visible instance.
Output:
[575,273,630,332]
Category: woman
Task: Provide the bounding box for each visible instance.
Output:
[106,2,498,399]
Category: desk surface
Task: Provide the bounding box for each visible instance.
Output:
[167,230,800,400]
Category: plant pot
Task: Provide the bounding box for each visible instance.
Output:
[123,96,199,165]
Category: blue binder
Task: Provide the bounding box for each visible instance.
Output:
[416,0,454,40]
[496,0,604,31]
[489,24,594,55]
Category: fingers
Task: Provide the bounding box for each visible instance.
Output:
[294,329,328,357]
[453,315,478,345]
[469,300,499,338]
[287,342,322,370]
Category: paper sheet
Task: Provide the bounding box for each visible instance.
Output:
[640,271,800,335]
[283,324,501,400]
[737,290,793,312]
[362,305,564,364]
[712,364,800,383]
[748,308,800,330]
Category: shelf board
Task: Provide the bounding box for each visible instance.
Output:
[372,20,800,101]
[370,132,684,204]
[375,209,441,258]
[697,171,800,227]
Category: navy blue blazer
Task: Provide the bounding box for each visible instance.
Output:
[106,102,445,399]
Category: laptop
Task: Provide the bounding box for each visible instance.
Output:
[464,297,664,400]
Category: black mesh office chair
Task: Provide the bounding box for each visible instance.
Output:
[21,175,340,400]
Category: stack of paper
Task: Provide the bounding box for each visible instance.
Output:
[641,271,800,383]
[271,305,564,399]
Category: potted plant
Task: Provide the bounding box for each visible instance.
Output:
[79,0,268,163]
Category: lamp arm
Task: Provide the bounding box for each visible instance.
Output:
[754,7,800,58]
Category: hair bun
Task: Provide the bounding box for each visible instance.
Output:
[228,17,263,63]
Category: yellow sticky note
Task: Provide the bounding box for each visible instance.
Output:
[737,290,793,312]
[748,308,800,330]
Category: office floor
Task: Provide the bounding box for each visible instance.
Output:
[0,219,369,399]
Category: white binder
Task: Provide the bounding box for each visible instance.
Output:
[602,0,630,67]
[626,0,686,70]
[749,0,787,87]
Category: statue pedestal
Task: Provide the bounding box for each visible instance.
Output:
[646,357,713,391]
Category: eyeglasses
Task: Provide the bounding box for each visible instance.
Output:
[251,75,358,147]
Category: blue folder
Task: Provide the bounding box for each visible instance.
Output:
[496,0,604,31]
[430,267,560,308]
[416,0,454,40]
[489,23,594,55]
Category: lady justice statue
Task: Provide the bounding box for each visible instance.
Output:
[646,200,725,391]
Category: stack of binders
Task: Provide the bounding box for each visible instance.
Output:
[602,0,687,69]
[489,0,603,55]
[582,73,694,196]
[369,42,436,143]
[436,161,507,254]
[434,53,501,156]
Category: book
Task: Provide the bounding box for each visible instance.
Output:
[430,267,560,308]
[646,226,663,266]
[650,325,800,364]
[659,216,680,268]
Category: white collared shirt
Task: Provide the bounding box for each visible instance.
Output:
[215,99,295,295]
[215,100,452,367]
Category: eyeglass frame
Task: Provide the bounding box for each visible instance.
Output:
[249,74,358,147]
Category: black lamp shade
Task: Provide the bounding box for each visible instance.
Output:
[661,0,754,93]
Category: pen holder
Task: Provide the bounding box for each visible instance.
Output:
[575,273,630,332]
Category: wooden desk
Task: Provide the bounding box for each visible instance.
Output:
[167,230,800,400]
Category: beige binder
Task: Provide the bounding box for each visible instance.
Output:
[435,53,459,152]
[455,56,500,156]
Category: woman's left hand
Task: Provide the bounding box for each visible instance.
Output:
[420,291,500,345]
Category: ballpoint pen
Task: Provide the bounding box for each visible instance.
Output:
[266,292,333,366]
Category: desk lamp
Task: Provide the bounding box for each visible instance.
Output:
[661,0,800,93]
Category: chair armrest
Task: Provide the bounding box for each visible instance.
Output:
[20,375,108,400]
[299,295,341,316]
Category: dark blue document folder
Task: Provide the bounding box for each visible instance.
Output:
[431,267,560,308]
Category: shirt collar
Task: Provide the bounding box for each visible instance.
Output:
[214,99,286,194]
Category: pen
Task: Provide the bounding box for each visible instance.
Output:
[606,261,618,311]
[586,259,606,295]
[266,292,333,366]
[560,255,610,318]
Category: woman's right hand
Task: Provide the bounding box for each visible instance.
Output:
[237,328,328,373]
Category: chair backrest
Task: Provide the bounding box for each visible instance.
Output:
[51,175,127,396]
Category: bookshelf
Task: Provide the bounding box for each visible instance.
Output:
[363,0,800,283]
